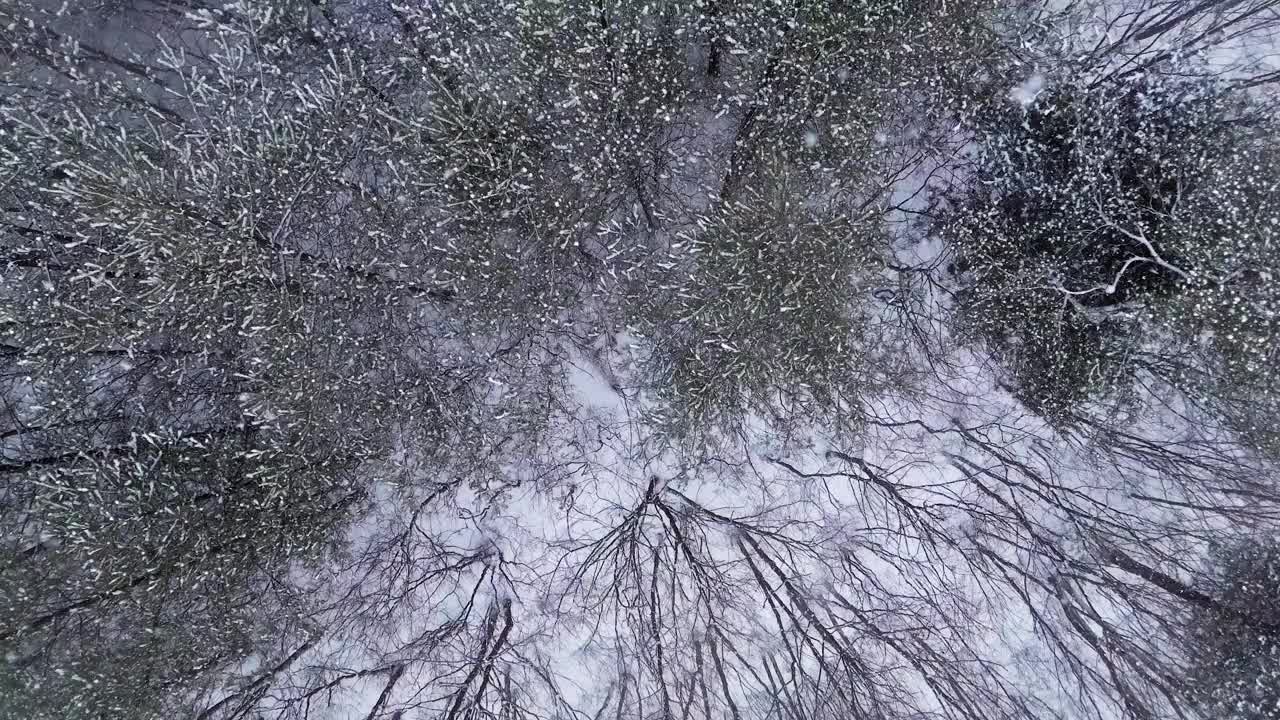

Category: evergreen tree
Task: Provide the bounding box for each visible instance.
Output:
[1185,539,1280,720]
[939,69,1280,443]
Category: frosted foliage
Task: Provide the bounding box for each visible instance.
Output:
[2,1,1280,720]
[632,173,882,430]
[1185,541,1280,720]
[941,72,1280,438]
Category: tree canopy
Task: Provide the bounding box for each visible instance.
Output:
[3,0,1280,719]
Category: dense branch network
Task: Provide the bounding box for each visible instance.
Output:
[2,1,1280,719]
